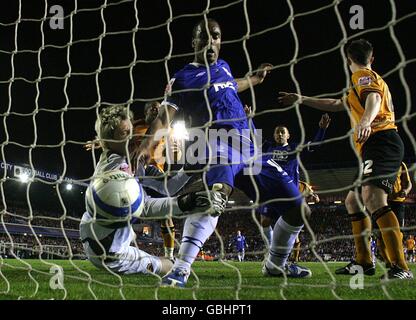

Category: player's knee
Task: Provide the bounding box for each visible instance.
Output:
[345,192,362,213]
[362,185,387,213]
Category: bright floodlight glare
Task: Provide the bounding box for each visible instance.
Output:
[172,121,189,140]
[19,173,29,183]
[66,183,73,191]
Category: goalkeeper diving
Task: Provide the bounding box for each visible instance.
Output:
[80,105,226,276]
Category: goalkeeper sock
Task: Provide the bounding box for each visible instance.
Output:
[267,216,303,270]
[175,214,219,271]
[350,211,373,266]
[262,226,273,248]
[374,206,408,270]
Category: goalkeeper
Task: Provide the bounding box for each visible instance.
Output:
[80,105,226,276]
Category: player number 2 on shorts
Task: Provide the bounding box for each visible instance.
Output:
[363,160,373,175]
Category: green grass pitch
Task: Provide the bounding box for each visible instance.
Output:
[0,259,415,300]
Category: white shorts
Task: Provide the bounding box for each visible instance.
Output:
[80,212,162,275]
[85,244,162,275]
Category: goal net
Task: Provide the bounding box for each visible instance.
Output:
[0,0,415,301]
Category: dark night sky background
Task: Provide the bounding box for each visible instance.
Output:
[0,0,415,211]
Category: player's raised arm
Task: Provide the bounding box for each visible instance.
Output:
[278,91,345,112]
[399,163,413,198]
[236,63,273,93]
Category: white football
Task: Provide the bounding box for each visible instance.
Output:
[85,170,145,220]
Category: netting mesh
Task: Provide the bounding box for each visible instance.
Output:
[0,0,415,300]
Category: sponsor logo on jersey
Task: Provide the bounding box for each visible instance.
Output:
[213,81,236,92]
[272,150,289,161]
[358,76,372,86]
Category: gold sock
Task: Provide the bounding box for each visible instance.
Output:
[376,237,391,266]
[161,224,175,254]
[293,242,301,262]
[374,206,408,270]
[350,212,373,266]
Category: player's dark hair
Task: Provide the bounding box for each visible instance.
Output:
[346,39,373,65]
[192,18,220,39]
[274,125,288,132]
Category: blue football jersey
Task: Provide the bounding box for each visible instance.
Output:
[163,59,248,131]
[262,142,300,187]
[234,235,246,251]
[261,128,327,186]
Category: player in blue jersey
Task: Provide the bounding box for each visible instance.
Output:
[135,18,312,287]
[259,114,331,247]
[229,230,249,262]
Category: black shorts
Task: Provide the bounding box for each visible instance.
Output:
[360,129,404,194]
[407,250,414,256]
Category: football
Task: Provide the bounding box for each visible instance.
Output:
[85,170,145,220]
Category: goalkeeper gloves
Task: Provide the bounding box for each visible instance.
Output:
[177,190,227,216]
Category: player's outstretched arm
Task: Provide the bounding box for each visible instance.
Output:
[278,92,345,112]
[236,63,272,93]
[140,190,227,219]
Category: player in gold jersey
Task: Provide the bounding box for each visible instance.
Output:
[279,39,412,280]
[387,162,412,228]
[406,235,415,263]
[132,101,179,261]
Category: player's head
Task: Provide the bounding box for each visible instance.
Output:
[144,100,160,124]
[95,105,133,155]
[274,126,290,145]
[346,39,374,70]
[237,230,241,236]
[192,18,221,65]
